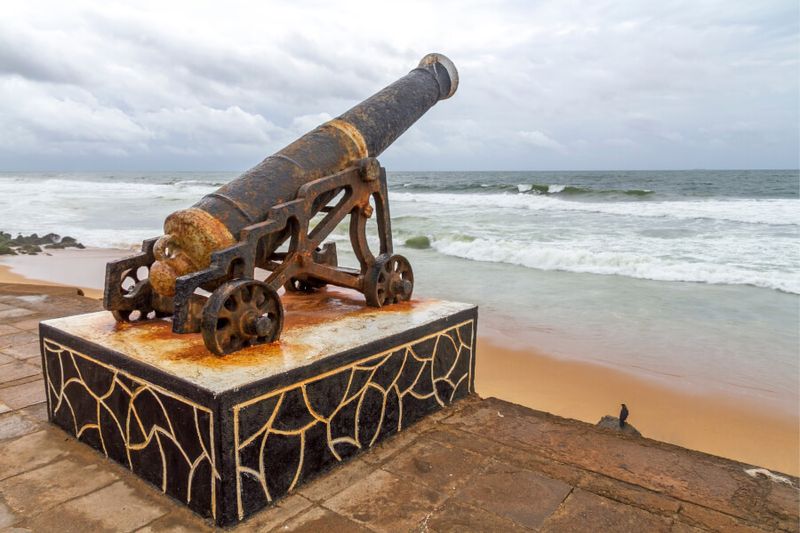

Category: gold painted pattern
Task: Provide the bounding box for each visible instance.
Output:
[233,319,474,519]
[42,339,219,519]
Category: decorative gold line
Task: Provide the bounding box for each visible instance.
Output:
[52,347,68,414]
[257,394,284,499]
[406,389,438,401]
[429,336,445,407]
[208,409,217,520]
[239,392,284,449]
[301,385,328,423]
[42,339,216,517]
[154,431,168,492]
[269,421,319,436]
[368,384,388,447]
[44,339,212,413]
[187,453,205,503]
[61,391,79,436]
[353,365,382,445]
[387,349,409,391]
[114,376,133,396]
[95,398,108,456]
[76,423,100,439]
[440,334,461,379]
[286,431,305,493]
[468,321,475,393]
[42,342,53,416]
[399,359,427,395]
[233,320,473,410]
[450,373,468,401]
[231,319,475,519]
[393,383,403,431]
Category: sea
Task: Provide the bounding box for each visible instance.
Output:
[1,169,798,413]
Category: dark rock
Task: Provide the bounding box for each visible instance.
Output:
[596,415,642,437]
[404,236,431,249]
[17,244,42,255]
[2,231,85,251]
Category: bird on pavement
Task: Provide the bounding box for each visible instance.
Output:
[619,403,629,428]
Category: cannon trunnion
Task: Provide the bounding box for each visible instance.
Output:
[103,53,458,355]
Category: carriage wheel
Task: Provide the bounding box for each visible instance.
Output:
[201,279,284,355]
[364,254,414,307]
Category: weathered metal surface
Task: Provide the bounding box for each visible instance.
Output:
[47,290,475,393]
[104,53,459,355]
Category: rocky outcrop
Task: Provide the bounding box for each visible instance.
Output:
[0,232,85,255]
[597,415,643,437]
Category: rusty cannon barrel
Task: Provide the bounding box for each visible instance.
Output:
[149,53,458,297]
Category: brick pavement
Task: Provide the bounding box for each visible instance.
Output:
[0,283,797,532]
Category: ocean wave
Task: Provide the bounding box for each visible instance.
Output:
[398,181,653,197]
[172,179,226,187]
[390,192,800,226]
[429,237,800,294]
[514,183,652,196]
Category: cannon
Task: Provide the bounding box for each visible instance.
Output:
[103,53,459,355]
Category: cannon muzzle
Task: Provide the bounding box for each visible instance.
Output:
[149,53,458,296]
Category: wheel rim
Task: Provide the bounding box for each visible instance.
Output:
[367,254,414,307]
[202,280,283,355]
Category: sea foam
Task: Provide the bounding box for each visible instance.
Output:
[429,236,800,294]
[391,192,800,226]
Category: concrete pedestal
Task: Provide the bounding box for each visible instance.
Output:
[38,288,477,526]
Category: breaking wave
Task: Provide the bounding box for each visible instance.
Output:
[390,192,800,226]
[426,236,800,294]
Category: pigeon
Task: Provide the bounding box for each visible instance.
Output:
[619,403,629,428]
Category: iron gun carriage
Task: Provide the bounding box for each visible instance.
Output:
[103,53,458,355]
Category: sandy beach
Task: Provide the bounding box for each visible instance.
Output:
[1,248,798,476]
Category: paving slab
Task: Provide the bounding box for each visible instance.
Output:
[0,412,40,442]
[0,362,39,385]
[539,489,674,533]
[0,429,76,480]
[0,458,117,515]
[424,499,531,532]
[325,468,448,532]
[0,324,20,336]
[381,435,486,494]
[0,499,17,529]
[0,341,40,360]
[454,459,572,529]
[281,505,374,532]
[22,480,168,533]
[0,333,37,351]
[0,308,35,321]
[0,380,45,410]
[234,493,313,532]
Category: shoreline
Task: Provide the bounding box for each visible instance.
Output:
[0,247,124,299]
[1,249,797,475]
[475,339,799,476]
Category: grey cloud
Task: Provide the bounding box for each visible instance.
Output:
[0,0,796,171]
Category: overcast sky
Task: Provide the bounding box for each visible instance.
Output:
[1,0,797,171]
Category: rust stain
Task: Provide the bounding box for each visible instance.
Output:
[103,286,428,368]
[150,208,236,297]
[324,119,368,159]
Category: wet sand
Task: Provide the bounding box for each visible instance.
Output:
[1,248,798,475]
[476,340,799,476]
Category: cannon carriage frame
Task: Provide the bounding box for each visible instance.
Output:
[103,156,414,355]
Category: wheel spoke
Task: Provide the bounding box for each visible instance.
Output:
[254,287,267,308]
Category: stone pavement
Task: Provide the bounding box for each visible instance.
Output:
[0,283,798,532]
